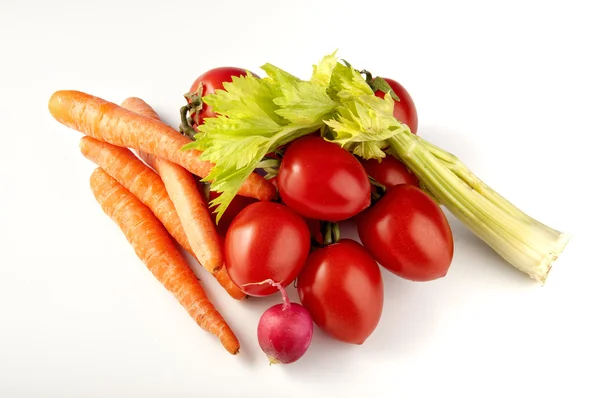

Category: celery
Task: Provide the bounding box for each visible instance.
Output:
[387,130,570,283]
[184,51,570,282]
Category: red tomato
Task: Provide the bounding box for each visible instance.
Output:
[207,191,258,236]
[359,156,419,189]
[297,239,384,344]
[224,202,311,297]
[357,184,454,281]
[277,136,371,222]
[374,77,418,134]
[305,218,324,245]
[188,66,257,125]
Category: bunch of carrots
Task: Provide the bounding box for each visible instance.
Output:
[48,90,277,355]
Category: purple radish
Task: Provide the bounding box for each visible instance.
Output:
[248,279,314,364]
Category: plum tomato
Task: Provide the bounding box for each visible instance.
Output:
[188,66,258,125]
[224,202,311,297]
[296,239,384,345]
[359,155,419,189]
[374,77,418,134]
[277,136,371,222]
[357,184,454,281]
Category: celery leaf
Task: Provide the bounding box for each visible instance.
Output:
[311,50,338,87]
[263,63,337,124]
[184,59,337,221]
[183,52,410,220]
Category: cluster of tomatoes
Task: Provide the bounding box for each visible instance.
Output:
[187,67,454,345]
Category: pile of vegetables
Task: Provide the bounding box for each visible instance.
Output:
[48,52,569,365]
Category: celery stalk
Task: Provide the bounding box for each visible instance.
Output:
[387,131,570,284]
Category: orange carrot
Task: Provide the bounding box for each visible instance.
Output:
[144,153,223,272]
[48,90,276,201]
[120,98,225,274]
[213,266,241,300]
[80,137,189,251]
[79,136,246,300]
[120,97,161,120]
[89,167,240,354]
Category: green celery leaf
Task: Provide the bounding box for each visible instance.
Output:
[203,73,286,126]
[184,131,273,222]
[311,51,339,87]
[350,141,389,160]
[263,63,337,124]
[184,60,338,221]
[183,52,413,220]
[200,113,281,138]
[328,62,374,102]
[325,92,405,146]
[325,89,408,159]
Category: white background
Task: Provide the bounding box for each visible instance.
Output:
[1,0,598,397]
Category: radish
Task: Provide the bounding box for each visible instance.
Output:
[249,280,313,364]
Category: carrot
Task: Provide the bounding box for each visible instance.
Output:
[89,168,240,354]
[120,97,161,120]
[119,97,223,275]
[79,136,246,300]
[48,90,276,202]
[121,97,247,300]
[145,152,223,273]
[80,137,189,251]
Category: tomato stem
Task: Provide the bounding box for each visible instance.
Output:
[179,105,198,139]
[357,68,401,101]
[180,83,204,139]
[323,222,332,245]
[332,222,340,244]
[368,176,387,202]
[386,131,571,284]
[359,69,374,84]
[322,221,340,246]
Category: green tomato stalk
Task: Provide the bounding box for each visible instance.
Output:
[386,130,570,284]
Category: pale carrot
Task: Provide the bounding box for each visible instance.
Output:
[89,167,240,354]
[79,136,246,300]
[48,90,276,201]
[120,97,224,275]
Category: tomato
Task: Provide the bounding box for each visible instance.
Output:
[297,239,384,345]
[224,202,311,297]
[359,155,419,189]
[188,67,257,126]
[374,77,418,134]
[207,190,258,236]
[357,184,454,281]
[305,218,324,245]
[277,136,371,222]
